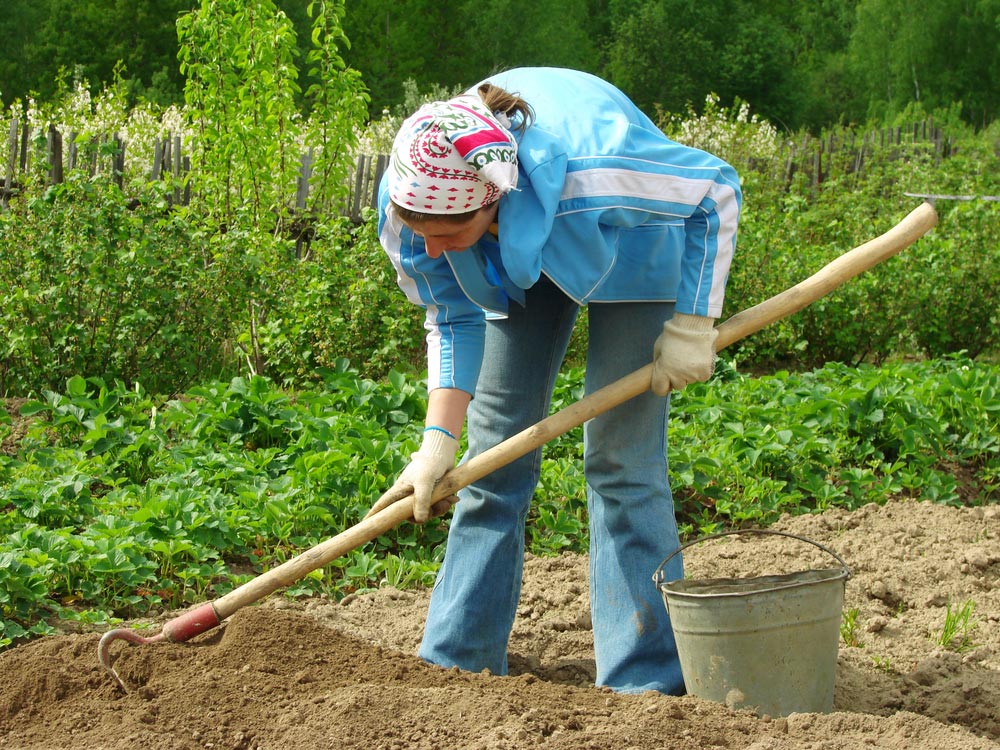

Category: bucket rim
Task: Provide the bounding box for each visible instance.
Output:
[658,565,849,599]
[652,529,851,590]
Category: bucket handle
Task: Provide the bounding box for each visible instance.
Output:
[652,529,851,587]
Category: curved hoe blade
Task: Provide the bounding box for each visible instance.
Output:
[97,628,165,692]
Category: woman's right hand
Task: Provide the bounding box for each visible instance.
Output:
[364,429,460,523]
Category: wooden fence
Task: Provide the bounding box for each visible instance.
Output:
[3,117,953,216]
[782,120,953,187]
[1,120,390,222]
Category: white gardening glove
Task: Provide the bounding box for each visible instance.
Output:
[365,428,460,523]
[651,313,718,396]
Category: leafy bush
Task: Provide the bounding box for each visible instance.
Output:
[0,174,239,396]
[0,170,427,398]
[721,144,1000,369]
[3,86,999,396]
[657,98,1000,371]
[227,211,427,387]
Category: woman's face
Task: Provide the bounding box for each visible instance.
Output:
[403,202,499,259]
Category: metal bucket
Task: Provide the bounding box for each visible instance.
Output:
[653,530,850,717]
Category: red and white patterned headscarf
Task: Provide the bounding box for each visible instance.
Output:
[388,94,518,214]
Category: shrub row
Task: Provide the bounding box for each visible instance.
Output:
[3,134,997,399]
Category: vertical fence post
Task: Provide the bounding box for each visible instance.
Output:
[162,135,172,181]
[295,149,314,259]
[172,134,182,205]
[3,115,18,208]
[68,131,78,171]
[151,137,165,181]
[350,154,368,222]
[783,137,797,183]
[48,125,64,185]
[370,154,388,211]
[361,154,374,217]
[88,136,99,176]
[296,148,313,211]
[850,131,863,177]
[113,135,125,188]
[19,122,30,173]
[812,143,821,189]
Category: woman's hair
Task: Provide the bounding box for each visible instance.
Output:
[391,83,534,226]
[392,201,494,226]
[476,83,534,133]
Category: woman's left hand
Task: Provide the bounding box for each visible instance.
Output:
[651,313,718,395]
[364,482,459,522]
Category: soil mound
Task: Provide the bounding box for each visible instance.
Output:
[1,499,997,749]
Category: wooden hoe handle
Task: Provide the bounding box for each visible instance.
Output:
[101,201,939,660]
[209,200,937,617]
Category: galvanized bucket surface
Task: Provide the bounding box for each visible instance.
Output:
[653,530,850,717]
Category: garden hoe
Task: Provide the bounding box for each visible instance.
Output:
[98,200,938,691]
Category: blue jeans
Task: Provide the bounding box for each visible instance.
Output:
[418,277,685,694]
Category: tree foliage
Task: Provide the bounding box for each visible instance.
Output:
[848,0,1000,126]
[177,0,303,230]
[4,0,999,130]
[338,0,602,111]
[606,0,798,126]
[302,1,370,213]
[0,0,193,106]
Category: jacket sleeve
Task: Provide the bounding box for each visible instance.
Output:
[671,155,741,318]
[377,181,487,395]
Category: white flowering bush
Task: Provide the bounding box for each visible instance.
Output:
[658,93,783,175]
[49,77,129,182]
[0,75,194,197]
[353,108,400,158]
[117,103,191,186]
[60,78,126,140]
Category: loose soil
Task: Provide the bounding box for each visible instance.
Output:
[1,498,998,750]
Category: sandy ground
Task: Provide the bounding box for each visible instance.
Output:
[0,498,998,750]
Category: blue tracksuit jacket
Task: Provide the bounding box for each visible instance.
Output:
[378,67,742,395]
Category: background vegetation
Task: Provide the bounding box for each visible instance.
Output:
[4,91,998,395]
[0,0,998,650]
[3,0,1000,130]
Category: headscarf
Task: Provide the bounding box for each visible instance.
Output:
[388,94,519,214]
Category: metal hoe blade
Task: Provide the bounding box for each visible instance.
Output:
[97,601,221,691]
[905,192,1000,203]
[98,628,166,692]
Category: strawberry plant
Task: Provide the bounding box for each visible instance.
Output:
[2,356,998,650]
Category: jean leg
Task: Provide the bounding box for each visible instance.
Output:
[419,278,579,675]
[584,301,686,694]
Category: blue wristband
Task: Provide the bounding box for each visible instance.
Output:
[424,425,457,441]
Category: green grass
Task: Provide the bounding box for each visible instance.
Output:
[936,600,979,653]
